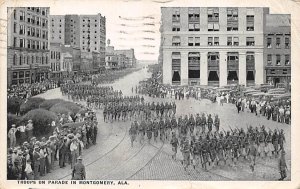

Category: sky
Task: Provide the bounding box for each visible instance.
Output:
[1,0,299,61]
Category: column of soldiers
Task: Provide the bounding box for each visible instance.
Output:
[104,101,176,123]
[129,112,286,178]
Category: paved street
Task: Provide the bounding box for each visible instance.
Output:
[36,68,291,181]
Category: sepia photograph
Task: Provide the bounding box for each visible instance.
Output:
[1,0,298,187]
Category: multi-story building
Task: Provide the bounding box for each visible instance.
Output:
[264,14,291,87]
[114,49,137,68]
[7,7,50,86]
[160,7,275,86]
[49,13,106,71]
[49,42,62,79]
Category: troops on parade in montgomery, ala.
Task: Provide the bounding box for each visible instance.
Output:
[129,112,286,175]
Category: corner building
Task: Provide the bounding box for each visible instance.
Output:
[7,7,50,85]
[160,7,269,86]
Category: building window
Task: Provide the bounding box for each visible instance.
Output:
[267,54,272,65]
[188,52,200,79]
[188,8,200,31]
[19,54,22,65]
[285,37,290,49]
[276,54,281,66]
[188,37,194,46]
[172,23,180,31]
[285,54,290,65]
[20,11,25,21]
[172,52,181,84]
[195,37,200,46]
[172,8,180,22]
[207,7,219,22]
[208,37,213,46]
[227,8,238,31]
[13,9,16,19]
[19,38,24,48]
[246,37,255,46]
[214,37,219,46]
[208,23,219,31]
[276,37,281,48]
[13,54,17,65]
[227,37,232,46]
[13,22,17,33]
[246,15,254,31]
[172,36,180,46]
[267,38,272,48]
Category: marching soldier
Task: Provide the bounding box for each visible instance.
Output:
[207,114,213,133]
[201,113,207,133]
[195,113,201,135]
[129,121,138,147]
[214,115,220,132]
[146,120,152,143]
[181,137,191,173]
[159,117,165,142]
[72,156,86,180]
[170,132,179,160]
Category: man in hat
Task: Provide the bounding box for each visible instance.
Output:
[8,124,17,148]
[278,150,288,180]
[33,146,40,179]
[26,120,34,140]
[72,156,86,180]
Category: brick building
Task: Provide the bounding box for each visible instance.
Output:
[7,7,50,85]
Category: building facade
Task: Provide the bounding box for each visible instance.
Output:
[264,14,291,87]
[160,7,277,86]
[7,7,50,86]
[49,13,106,71]
[114,49,137,68]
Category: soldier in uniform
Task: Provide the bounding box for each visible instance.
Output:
[195,114,201,135]
[139,119,146,145]
[248,139,257,172]
[278,150,288,180]
[207,114,213,133]
[272,129,280,157]
[171,115,178,135]
[201,113,207,133]
[214,115,220,132]
[146,120,152,143]
[72,156,86,180]
[165,117,171,141]
[188,114,196,136]
[129,121,138,147]
[278,129,286,151]
[192,137,201,169]
[170,132,179,160]
[265,130,274,159]
[153,119,159,142]
[181,137,191,172]
[159,117,165,142]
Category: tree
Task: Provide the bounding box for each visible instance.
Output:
[19,97,45,115]
[39,99,66,110]
[22,109,58,136]
[7,97,24,115]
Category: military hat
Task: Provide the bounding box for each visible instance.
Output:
[77,156,83,160]
[28,120,32,123]
[11,124,16,127]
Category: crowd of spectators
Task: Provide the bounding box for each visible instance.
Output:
[7,105,98,180]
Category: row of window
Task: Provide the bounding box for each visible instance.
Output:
[50,51,61,59]
[12,54,48,66]
[13,23,48,39]
[172,36,254,46]
[14,11,48,27]
[267,54,290,66]
[172,8,255,32]
[171,52,255,63]
[13,37,48,50]
[266,37,290,49]
[12,71,31,79]
[26,7,48,16]
[50,62,60,71]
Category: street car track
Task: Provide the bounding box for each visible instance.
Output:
[126,142,165,179]
[58,123,129,180]
[150,143,233,180]
[101,142,147,179]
